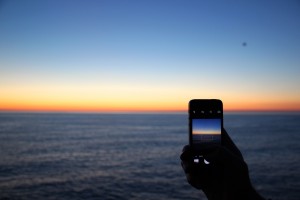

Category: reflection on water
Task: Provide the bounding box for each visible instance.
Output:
[0,113,299,200]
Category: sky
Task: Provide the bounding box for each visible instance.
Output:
[0,0,299,112]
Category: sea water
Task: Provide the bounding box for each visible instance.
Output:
[0,113,299,200]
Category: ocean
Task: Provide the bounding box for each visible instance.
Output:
[0,113,299,200]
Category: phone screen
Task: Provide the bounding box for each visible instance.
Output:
[192,118,221,144]
[189,99,223,149]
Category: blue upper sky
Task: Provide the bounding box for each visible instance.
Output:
[0,0,299,111]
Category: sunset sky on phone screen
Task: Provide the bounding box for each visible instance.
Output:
[192,119,221,135]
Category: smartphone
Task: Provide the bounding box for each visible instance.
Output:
[189,99,223,152]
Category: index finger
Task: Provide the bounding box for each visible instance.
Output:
[222,128,244,160]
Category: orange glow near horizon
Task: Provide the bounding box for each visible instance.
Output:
[223,101,300,112]
[0,95,185,113]
[1,99,300,113]
[1,83,300,113]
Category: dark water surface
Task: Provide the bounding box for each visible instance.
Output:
[0,113,299,200]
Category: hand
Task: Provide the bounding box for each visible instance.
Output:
[180,129,265,200]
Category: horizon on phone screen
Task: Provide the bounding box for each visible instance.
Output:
[192,118,221,144]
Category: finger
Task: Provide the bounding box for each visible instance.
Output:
[182,144,191,153]
[180,145,193,161]
[222,128,244,160]
[181,161,192,173]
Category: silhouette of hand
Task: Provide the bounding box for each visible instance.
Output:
[180,129,265,200]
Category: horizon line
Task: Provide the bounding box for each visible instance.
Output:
[1,109,300,114]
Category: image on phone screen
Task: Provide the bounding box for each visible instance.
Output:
[192,118,221,144]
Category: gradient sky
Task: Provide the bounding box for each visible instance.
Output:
[193,119,221,135]
[0,0,299,112]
